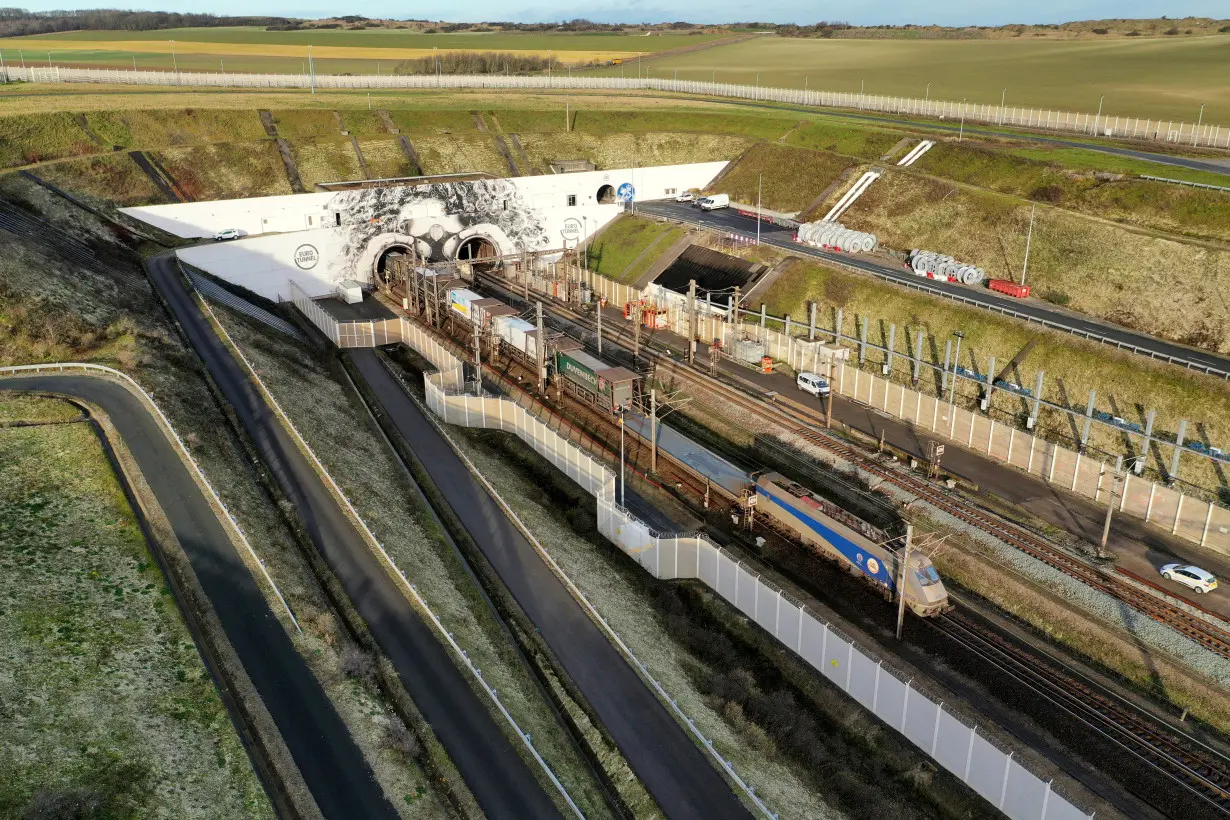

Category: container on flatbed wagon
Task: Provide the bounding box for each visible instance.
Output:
[555,348,638,412]
[493,314,539,361]
[448,288,483,320]
[988,279,1031,298]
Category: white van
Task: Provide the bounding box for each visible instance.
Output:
[698,193,729,211]
[796,372,830,397]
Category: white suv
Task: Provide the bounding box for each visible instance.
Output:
[213,228,243,241]
[796,372,830,397]
[675,192,696,203]
[1159,563,1218,594]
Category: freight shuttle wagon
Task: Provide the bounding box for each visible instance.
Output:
[555,349,639,413]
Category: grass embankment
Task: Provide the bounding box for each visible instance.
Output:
[0,396,273,819]
[445,423,995,820]
[760,259,1230,498]
[784,120,908,160]
[705,142,855,213]
[211,305,616,820]
[514,132,750,173]
[159,141,294,199]
[824,167,1230,353]
[586,214,687,283]
[914,140,1230,241]
[0,174,454,817]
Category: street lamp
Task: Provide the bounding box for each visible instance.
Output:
[999,87,1006,125]
[1094,94,1104,135]
[925,82,930,101]
[619,411,626,508]
[1099,456,1141,556]
[170,39,178,76]
[1194,103,1205,147]
[949,331,964,403]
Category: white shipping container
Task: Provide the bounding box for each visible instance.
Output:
[495,315,537,360]
[448,288,482,319]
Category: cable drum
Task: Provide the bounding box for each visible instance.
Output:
[796,220,878,253]
[908,249,987,287]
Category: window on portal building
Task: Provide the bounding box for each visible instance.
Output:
[567,194,577,207]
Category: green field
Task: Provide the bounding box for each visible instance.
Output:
[605,35,1230,122]
[10,26,721,52]
[0,397,272,819]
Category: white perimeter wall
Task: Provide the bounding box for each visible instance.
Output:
[125,161,727,301]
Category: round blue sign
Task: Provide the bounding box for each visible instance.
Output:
[616,182,635,201]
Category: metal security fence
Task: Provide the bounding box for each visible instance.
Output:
[3,64,1226,150]
[595,497,1092,820]
[393,309,1096,820]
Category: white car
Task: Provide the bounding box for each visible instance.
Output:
[213,228,243,241]
[674,192,696,203]
[796,372,831,397]
[1159,563,1218,594]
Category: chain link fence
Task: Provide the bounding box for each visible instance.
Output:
[3,64,1226,149]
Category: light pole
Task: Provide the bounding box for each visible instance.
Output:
[1194,103,1205,147]
[582,216,588,271]
[1021,203,1036,286]
[949,331,964,403]
[925,82,930,101]
[959,98,966,142]
[999,87,1006,125]
[756,172,762,246]
[170,40,177,76]
[895,525,913,640]
[19,50,25,69]
[804,74,808,92]
[755,72,759,100]
[1099,456,1139,557]
[619,411,626,508]
[132,55,136,71]
[308,45,315,94]
[860,78,865,108]
[220,58,224,73]
[1094,94,1104,135]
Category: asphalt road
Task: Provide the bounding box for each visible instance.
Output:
[0,375,398,820]
[145,253,563,820]
[638,201,1230,377]
[349,349,754,820]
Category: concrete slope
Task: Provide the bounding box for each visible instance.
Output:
[348,349,754,820]
[0,375,398,820]
[145,254,562,820]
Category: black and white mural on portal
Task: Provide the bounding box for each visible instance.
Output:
[328,178,551,277]
[129,161,731,300]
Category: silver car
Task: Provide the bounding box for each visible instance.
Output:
[1159,563,1218,594]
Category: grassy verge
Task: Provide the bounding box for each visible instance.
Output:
[158,141,293,200]
[289,138,365,188]
[0,174,454,818]
[784,119,908,160]
[586,213,685,282]
[444,417,997,819]
[756,256,1230,500]
[705,141,854,213]
[411,135,510,176]
[0,397,273,819]
[211,304,615,820]
[514,131,750,172]
[85,108,266,148]
[914,140,1230,242]
[33,153,166,207]
[0,111,96,167]
[358,137,417,179]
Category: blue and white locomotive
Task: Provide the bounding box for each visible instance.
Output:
[754,472,951,616]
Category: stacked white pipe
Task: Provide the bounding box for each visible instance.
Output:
[908,250,985,286]
[797,221,878,253]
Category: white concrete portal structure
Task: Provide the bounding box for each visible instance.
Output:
[121,162,727,301]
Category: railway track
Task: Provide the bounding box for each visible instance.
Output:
[474,273,1230,662]
[931,609,1230,815]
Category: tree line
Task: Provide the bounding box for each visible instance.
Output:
[393,51,572,76]
[0,8,289,37]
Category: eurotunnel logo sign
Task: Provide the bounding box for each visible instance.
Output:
[293,244,319,270]
[561,218,582,245]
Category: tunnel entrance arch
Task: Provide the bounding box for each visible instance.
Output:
[455,235,500,271]
[596,184,616,205]
[374,243,414,287]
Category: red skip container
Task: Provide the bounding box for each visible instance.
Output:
[988,279,1031,298]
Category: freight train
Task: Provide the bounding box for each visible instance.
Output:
[753,472,951,616]
[448,287,639,413]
